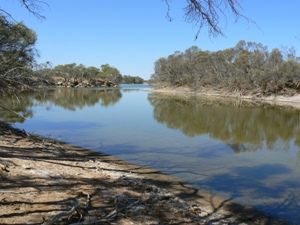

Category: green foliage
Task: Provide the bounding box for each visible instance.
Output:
[52,63,100,81]
[99,64,122,84]
[151,40,300,95]
[54,64,101,80]
[122,75,144,84]
[85,66,101,79]
[0,15,37,72]
[0,14,39,92]
[35,63,124,85]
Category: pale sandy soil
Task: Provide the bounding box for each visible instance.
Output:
[149,86,300,109]
[0,121,290,225]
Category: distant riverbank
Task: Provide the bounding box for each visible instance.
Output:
[150,86,300,109]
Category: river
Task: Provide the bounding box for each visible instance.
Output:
[2,84,300,224]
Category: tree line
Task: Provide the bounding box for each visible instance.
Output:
[0,14,144,94]
[36,62,144,85]
[1,0,251,93]
[150,41,300,96]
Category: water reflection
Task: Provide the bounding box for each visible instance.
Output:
[0,88,122,123]
[0,92,36,123]
[148,93,300,153]
[47,88,122,110]
[2,87,300,223]
[147,93,300,222]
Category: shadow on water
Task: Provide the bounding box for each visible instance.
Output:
[94,141,299,224]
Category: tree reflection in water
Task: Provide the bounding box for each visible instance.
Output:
[148,93,300,154]
[0,88,122,123]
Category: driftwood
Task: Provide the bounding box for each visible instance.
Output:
[106,194,141,219]
[42,192,142,225]
[42,194,90,225]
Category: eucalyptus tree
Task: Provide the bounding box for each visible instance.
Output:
[164,51,185,86]
[54,63,78,81]
[210,49,236,87]
[100,64,122,85]
[0,14,38,92]
[279,60,300,87]
[231,41,268,90]
[151,40,300,94]
[84,66,101,80]
[181,46,201,87]
[192,49,213,87]
[151,58,168,85]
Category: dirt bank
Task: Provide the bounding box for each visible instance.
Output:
[0,121,290,225]
[149,86,300,109]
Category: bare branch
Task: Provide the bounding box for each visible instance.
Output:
[164,0,253,40]
[0,0,47,21]
[19,0,47,20]
[163,0,173,22]
[0,9,16,22]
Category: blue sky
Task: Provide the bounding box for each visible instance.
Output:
[2,0,300,79]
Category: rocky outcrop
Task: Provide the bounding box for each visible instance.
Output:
[54,77,117,88]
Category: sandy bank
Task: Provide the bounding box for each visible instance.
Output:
[0,121,290,224]
[149,86,300,109]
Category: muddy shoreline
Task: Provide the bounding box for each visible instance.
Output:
[0,121,291,224]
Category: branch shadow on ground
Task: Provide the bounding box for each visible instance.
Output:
[0,123,292,225]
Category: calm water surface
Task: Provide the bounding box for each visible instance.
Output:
[3,84,300,224]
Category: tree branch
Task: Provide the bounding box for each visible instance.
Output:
[164,0,253,40]
[20,0,47,20]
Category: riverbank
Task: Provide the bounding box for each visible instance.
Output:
[149,86,300,109]
[0,121,290,225]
